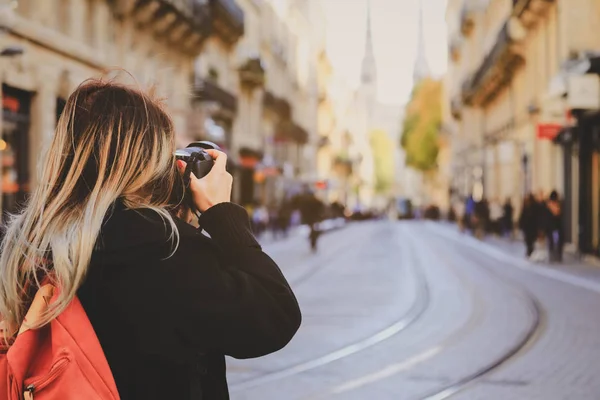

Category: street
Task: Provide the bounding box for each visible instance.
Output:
[226,221,600,400]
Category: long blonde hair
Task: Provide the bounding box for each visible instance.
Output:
[0,79,183,339]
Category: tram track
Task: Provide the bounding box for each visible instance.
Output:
[414,225,544,399]
[229,224,431,393]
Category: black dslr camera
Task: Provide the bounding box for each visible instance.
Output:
[174,141,221,216]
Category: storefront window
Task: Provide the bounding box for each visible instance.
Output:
[1,85,31,221]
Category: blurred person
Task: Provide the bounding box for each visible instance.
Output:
[0,79,301,399]
[543,190,564,262]
[519,193,539,258]
[296,190,325,252]
[489,198,503,235]
[252,203,269,238]
[463,195,475,233]
[502,197,514,238]
[273,200,292,239]
[473,197,489,238]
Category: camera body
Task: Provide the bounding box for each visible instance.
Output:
[174,141,221,215]
[175,141,220,179]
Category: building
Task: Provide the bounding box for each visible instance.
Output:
[0,0,210,220]
[446,0,600,255]
[256,0,323,205]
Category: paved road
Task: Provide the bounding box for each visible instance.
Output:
[226,220,600,400]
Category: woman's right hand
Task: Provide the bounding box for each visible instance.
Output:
[177,149,233,213]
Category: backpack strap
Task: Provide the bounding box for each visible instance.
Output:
[17,284,55,336]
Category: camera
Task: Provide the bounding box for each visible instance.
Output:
[174,141,221,215]
[175,141,220,180]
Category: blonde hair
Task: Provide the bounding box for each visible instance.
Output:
[0,78,184,339]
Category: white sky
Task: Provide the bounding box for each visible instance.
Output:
[322,0,448,105]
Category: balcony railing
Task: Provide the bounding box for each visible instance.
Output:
[451,96,462,120]
[449,34,462,63]
[513,0,555,26]
[238,56,265,89]
[209,0,245,45]
[462,20,526,105]
[194,78,238,113]
[460,3,475,36]
[109,0,211,53]
[263,91,292,120]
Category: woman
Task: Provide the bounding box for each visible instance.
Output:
[0,79,301,399]
[519,193,539,258]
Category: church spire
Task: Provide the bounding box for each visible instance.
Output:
[413,0,430,83]
[361,0,377,87]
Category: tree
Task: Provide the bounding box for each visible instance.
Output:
[400,78,442,171]
[369,129,395,194]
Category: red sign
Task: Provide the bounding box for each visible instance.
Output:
[2,96,20,113]
[537,123,562,140]
[315,180,328,190]
[239,156,259,168]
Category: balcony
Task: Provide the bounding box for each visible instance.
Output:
[451,96,462,120]
[109,0,211,54]
[513,0,555,28]
[263,91,292,119]
[238,56,265,89]
[209,0,245,45]
[291,123,309,144]
[194,78,238,114]
[272,120,307,145]
[460,3,475,36]
[449,34,462,63]
[462,20,526,106]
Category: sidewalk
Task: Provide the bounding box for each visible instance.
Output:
[437,222,600,286]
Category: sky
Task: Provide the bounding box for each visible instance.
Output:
[322,0,448,106]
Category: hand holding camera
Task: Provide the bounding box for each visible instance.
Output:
[175,142,233,214]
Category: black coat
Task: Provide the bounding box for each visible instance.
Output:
[78,201,301,399]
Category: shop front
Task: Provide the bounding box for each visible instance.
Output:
[551,58,600,255]
[1,85,32,221]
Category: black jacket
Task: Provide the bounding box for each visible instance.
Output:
[78,201,301,399]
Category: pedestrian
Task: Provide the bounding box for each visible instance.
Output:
[489,198,503,235]
[519,193,539,258]
[296,190,325,252]
[0,79,301,399]
[543,190,564,262]
[502,197,514,239]
[463,195,475,233]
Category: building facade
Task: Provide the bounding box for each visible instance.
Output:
[0,0,209,220]
[445,0,600,255]
[0,0,326,216]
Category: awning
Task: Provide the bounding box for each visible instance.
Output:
[548,53,600,98]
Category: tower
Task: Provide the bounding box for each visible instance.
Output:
[361,0,377,97]
[413,0,431,84]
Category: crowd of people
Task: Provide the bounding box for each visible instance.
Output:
[245,191,347,247]
[454,190,564,262]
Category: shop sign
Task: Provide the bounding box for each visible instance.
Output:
[537,123,562,140]
[2,96,20,113]
[567,74,600,110]
[240,156,259,168]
